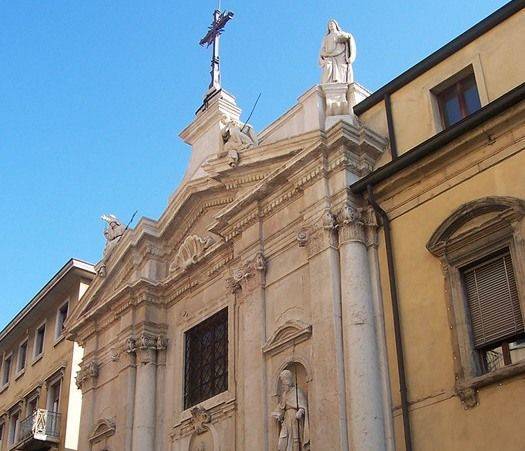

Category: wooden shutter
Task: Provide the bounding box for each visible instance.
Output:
[463,251,523,348]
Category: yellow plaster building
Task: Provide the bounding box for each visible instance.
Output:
[352,2,525,449]
[0,260,95,451]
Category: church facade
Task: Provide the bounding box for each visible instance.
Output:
[66,2,525,451]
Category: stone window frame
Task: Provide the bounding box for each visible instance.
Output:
[427,57,489,134]
[7,406,21,449]
[54,299,70,344]
[427,196,525,408]
[176,302,235,417]
[15,338,29,379]
[32,320,46,364]
[1,352,13,390]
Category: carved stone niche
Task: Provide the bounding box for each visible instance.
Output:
[170,235,216,273]
[89,418,116,450]
[263,320,312,357]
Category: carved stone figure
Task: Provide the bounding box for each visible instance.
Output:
[221,118,258,157]
[319,19,356,84]
[272,369,310,451]
[101,214,125,257]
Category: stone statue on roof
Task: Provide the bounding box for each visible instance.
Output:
[319,19,356,84]
[101,214,125,257]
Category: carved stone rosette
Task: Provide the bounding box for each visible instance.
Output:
[225,251,267,294]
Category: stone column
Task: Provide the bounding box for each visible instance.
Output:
[302,209,349,451]
[116,337,138,451]
[338,204,386,450]
[131,334,158,451]
[227,252,268,451]
[76,360,99,449]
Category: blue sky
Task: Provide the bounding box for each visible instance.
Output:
[0,0,508,329]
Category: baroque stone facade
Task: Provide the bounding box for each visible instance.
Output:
[64,4,525,451]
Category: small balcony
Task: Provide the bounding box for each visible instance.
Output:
[17,409,61,450]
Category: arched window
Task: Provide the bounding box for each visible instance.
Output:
[427,197,525,407]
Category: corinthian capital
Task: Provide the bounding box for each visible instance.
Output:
[338,204,366,245]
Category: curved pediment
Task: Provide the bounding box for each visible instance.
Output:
[89,417,116,444]
[263,320,312,356]
[427,196,525,256]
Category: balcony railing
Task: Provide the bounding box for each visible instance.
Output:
[18,409,61,445]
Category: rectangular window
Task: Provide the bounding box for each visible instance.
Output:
[2,355,12,386]
[8,411,19,445]
[27,396,38,416]
[55,302,69,339]
[462,250,524,374]
[34,323,46,358]
[437,72,481,128]
[47,379,61,413]
[184,308,228,409]
[0,421,4,446]
[17,341,28,373]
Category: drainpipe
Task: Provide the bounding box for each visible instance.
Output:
[367,184,413,451]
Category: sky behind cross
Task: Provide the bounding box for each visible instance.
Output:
[0,0,508,329]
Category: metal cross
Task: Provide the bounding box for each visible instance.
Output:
[199,8,234,94]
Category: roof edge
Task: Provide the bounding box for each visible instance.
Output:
[0,258,95,343]
[353,0,524,115]
[351,81,525,194]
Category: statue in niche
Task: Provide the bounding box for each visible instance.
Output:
[319,19,356,84]
[101,214,125,257]
[272,369,310,451]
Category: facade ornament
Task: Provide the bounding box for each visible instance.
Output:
[125,337,137,354]
[89,418,116,445]
[110,348,120,362]
[221,118,258,153]
[76,361,100,390]
[363,207,380,248]
[338,203,366,244]
[319,19,356,84]
[170,235,215,272]
[297,229,309,247]
[225,251,267,294]
[190,406,211,434]
[138,333,157,351]
[271,369,310,451]
[156,335,168,351]
[101,214,125,258]
[457,387,479,409]
[322,209,337,231]
[97,264,107,278]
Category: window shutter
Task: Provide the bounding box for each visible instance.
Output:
[463,252,523,348]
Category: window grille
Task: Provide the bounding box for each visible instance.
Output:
[184,308,228,409]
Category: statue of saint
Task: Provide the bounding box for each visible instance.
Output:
[101,214,125,257]
[319,19,356,84]
[272,369,310,451]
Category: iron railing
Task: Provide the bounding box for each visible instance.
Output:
[18,409,60,444]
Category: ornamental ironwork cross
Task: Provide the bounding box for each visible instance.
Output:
[199,8,234,93]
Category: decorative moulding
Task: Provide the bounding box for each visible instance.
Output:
[170,235,215,272]
[89,417,116,444]
[262,320,312,356]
